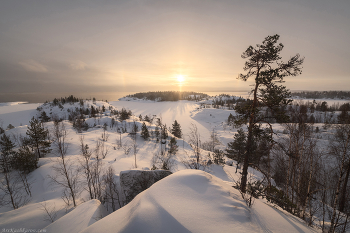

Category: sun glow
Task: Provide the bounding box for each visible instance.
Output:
[177,75,185,83]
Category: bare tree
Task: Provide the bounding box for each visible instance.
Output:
[101,124,109,142]
[102,166,121,211]
[133,138,138,168]
[329,124,350,233]
[182,123,208,170]
[49,122,81,207]
[96,140,109,159]
[40,201,57,223]
[116,127,122,149]
[0,169,29,209]
[122,139,133,155]
[79,136,94,200]
[0,133,29,209]
[89,140,104,201]
[151,148,175,171]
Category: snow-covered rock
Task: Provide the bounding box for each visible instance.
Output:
[120,169,172,204]
[82,170,319,233]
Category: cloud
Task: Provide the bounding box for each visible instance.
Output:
[19,60,48,72]
[69,60,87,70]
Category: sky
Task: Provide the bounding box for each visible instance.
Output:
[0,0,350,102]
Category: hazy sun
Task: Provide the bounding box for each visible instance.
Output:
[177,75,185,83]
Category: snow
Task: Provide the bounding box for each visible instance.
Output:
[0,99,324,232]
[0,200,67,230]
[0,103,41,127]
[82,170,318,233]
[45,199,107,233]
[110,100,216,142]
[0,102,28,107]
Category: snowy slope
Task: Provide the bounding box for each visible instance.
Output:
[45,199,107,233]
[110,100,213,141]
[82,170,319,233]
[0,200,67,230]
[0,99,328,232]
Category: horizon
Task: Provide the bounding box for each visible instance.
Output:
[1,89,350,104]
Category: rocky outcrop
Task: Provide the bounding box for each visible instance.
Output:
[120,170,172,204]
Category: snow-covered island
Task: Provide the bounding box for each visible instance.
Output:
[0,93,349,232]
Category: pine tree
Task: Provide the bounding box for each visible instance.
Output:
[227,113,234,125]
[0,133,15,173]
[39,111,50,122]
[141,122,150,140]
[144,115,150,122]
[0,134,29,209]
[226,128,246,164]
[171,120,182,138]
[14,142,38,173]
[169,137,178,155]
[155,126,160,142]
[161,124,168,140]
[235,34,304,193]
[213,149,225,165]
[26,117,51,158]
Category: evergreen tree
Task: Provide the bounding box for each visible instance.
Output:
[171,120,182,138]
[0,133,15,173]
[154,126,160,142]
[169,137,178,155]
[39,111,50,122]
[14,142,38,173]
[144,115,150,122]
[161,124,168,140]
[26,117,51,158]
[119,108,131,121]
[235,34,304,193]
[226,128,246,164]
[338,103,350,124]
[227,113,234,125]
[132,121,139,134]
[141,122,150,140]
[7,124,15,130]
[213,149,225,165]
[0,134,29,209]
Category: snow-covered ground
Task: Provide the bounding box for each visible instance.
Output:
[0,97,331,232]
[82,169,318,233]
[0,102,41,127]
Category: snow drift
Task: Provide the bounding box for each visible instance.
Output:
[82,170,318,233]
[45,199,107,233]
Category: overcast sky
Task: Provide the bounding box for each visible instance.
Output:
[1,0,350,102]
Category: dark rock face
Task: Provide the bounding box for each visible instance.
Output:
[120,170,172,204]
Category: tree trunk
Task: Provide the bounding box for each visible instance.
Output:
[339,160,350,212]
[330,133,350,233]
[241,81,259,193]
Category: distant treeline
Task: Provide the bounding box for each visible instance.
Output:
[126,91,209,101]
[44,95,107,107]
[291,91,350,99]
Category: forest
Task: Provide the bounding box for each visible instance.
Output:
[291,91,350,100]
[126,91,209,101]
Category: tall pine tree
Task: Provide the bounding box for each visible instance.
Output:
[235,34,304,193]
